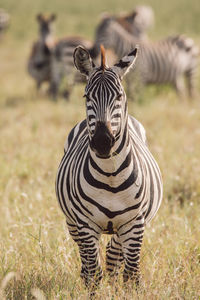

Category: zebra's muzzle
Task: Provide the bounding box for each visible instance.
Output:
[90,121,115,158]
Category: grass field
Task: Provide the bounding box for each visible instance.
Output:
[0,0,200,299]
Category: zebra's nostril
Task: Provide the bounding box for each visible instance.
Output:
[90,121,115,156]
[90,131,115,157]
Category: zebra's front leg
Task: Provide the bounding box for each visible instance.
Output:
[185,69,196,99]
[174,76,186,99]
[36,80,41,91]
[119,218,145,285]
[106,234,123,276]
[78,228,102,290]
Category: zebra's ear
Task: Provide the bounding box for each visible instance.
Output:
[74,46,94,77]
[50,14,57,22]
[112,47,138,79]
[36,13,43,22]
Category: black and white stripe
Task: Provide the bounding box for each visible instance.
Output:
[90,17,199,98]
[56,46,162,291]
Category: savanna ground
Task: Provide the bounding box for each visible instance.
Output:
[0,0,200,299]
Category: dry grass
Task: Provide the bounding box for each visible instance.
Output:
[0,93,200,299]
[0,0,200,299]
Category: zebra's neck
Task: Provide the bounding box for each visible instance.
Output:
[39,34,54,48]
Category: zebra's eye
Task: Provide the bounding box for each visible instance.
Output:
[116,93,123,101]
[83,94,90,101]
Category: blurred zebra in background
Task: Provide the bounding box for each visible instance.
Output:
[56,46,163,292]
[90,5,154,62]
[49,6,154,99]
[49,36,92,99]
[27,13,91,98]
[0,9,10,36]
[112,5,154,40]
[90,17,199,98]
[27,13,56,90]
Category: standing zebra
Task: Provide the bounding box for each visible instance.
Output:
[28,13,91,98]
[27,13,56,90]
[56,46,163,291]
[90,17,199,98]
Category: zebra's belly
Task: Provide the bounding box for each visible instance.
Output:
[64,183,146,232]
[28,63,50,82]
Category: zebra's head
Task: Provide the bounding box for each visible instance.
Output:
[74,45,138,158]
[36,13,56,48]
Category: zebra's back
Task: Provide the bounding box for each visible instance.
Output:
[138,37,199,84]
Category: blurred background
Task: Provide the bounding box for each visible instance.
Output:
[0,0,200,299]
[0,0,200,99]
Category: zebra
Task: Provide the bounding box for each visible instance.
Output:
[90,17,199,98]
[27,13,91,98]
[114,5,154,41]
[89,6,154,61]
[49,36,92,99]
[49,7,153,100]
[56,45,163,292]
[0,8,10,36]
[27,13,56,90]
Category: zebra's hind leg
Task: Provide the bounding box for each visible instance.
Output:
[106,234,123,276]
[119,217,145,286]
